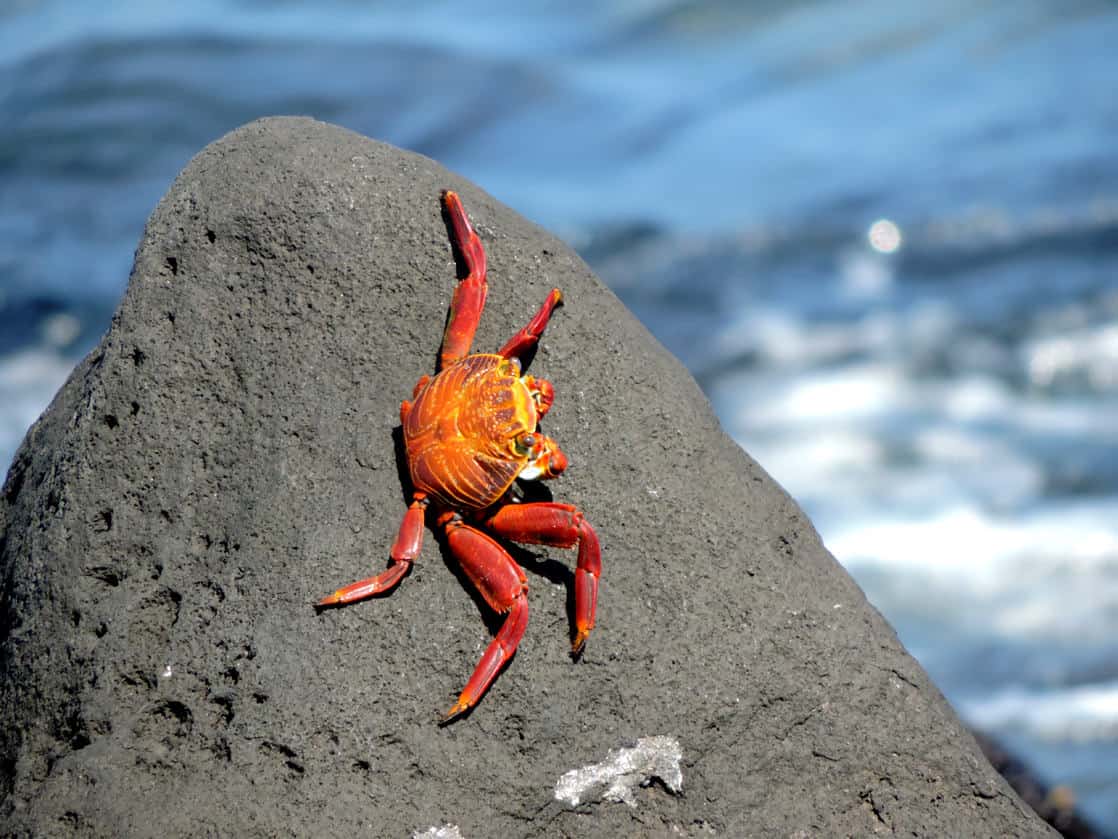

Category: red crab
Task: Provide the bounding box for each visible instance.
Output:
[319,191,601,720]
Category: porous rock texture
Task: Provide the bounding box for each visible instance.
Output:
[0,117,1051,837]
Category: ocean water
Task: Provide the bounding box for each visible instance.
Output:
[3,0,1117,830]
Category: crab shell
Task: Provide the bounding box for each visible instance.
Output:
[403,353,567,510]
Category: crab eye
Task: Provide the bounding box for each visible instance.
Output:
[513,432,538,455]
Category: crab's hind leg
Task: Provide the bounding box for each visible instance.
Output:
[439,191,488,371]
[484,502,600,653]
[499,288,563,361]
[441,516,530,721]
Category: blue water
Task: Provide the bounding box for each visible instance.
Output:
[3,1,1118,831]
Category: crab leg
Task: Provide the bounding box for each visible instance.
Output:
[317,496,427,606]
[498,288,563,361]
[442,518,530,720]
[483,503,600,653]
[439,190,488,371]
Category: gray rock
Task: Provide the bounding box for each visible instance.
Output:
[0,117,1051,837]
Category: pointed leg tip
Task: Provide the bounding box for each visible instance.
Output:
[441,700,470,724]
[571,632,589,657]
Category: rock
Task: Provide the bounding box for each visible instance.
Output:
[0,117,1053,837]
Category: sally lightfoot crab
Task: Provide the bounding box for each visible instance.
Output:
[318,191,601,720]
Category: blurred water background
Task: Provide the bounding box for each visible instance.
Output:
[2,0,1117,830]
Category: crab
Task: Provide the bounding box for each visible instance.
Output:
[318,190,601,720]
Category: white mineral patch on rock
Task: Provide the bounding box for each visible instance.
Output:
[554,735,683,808]
[411,825,464,839]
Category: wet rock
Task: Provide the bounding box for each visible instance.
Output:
[0,117,1053,837]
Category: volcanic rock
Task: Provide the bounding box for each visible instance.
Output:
[0,117,1053,837]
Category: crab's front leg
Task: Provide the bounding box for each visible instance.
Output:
[498,288,563,362]
[484,502,601,653]
[439,191,488,371]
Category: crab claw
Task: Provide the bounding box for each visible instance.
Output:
[540,445,568,478]
[522,375,555,417]
[520,438,566,480]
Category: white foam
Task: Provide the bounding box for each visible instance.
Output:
[939,376,1015,420]
[713,309,903,370]
[729,361,911,429]
[0,348,75,470]
[830,503,1118,573]
[960,681,1118,743]
[1026,322,1118,391]
[826,501,1118,641]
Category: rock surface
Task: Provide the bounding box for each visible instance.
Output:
[0,117,1052,837]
